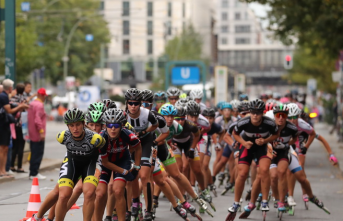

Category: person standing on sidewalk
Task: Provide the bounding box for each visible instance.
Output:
[23,81,36,103]
[0,79,29,178]
[28,88,47,180]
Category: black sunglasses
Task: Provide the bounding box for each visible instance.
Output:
[128,101,141,106]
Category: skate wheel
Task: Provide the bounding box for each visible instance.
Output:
[225,212,236,221]
[206,209,214,217]
[239,211,250,219]
[192,213,203,221]
[288,206,295,216]
[210,202,216,212]
[278,211,283,220]
[322,206,331,215]
[262,211,267,221]
[304,202,309,210]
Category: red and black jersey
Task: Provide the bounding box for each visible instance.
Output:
[100,128,140,162]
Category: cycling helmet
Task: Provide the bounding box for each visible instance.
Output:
[238,101,249,112]
[102,108,127,124]
[186,100,201,116]
[265,102,276,113]
[176,107,187,117]
[153,91,167,101]
[239,94,249,101]
[202,108,216,117]
[260,94,269,100]
[86,110,104,124]
[160,104,178,116]
[216,101,226,109]
[249,99,265,111]
[102,99,117,109]
[287,103,301,117]
[179,93,187,99]
[125,88,143,101]
[189,89,203,100]
[273,104,289,114]
[88,102,106,113]
[175,98,189,109]
[166,87,181,97]
[230,100,241,110]
[64,108,85,124]
[141,89,154,102]
[220,102,232,110]
[265,110,274,120]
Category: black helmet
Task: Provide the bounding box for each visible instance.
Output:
[238,101,249,112]
[186,100,201,116]
[102,108,127,124]
[249,99,265,111]
[153,91,167,101]
[125,88,143,101]
[166,87,181,97]
[64,108,85,124]
[176,106,187,117]
[141,89,154,102]
[202,108,216,117]
[102,99,117,109]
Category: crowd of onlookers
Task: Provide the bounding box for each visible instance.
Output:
[0,80,47,180]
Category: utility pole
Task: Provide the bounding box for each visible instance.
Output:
[5,0,16,82]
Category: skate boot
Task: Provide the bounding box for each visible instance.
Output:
[218,172,225,187]
[143,210,153,221]
[245,189,251,201]
[112,209,118,221]
[125,211,131,221]
[303,194,309,210]
[173,204,189,221]
[239,202,255,219]
[221,182,234,196]
[131,202,141,221]
[309,195,331,215]
[210,184,217,197]
[287,196,296,216]
[256,193,262,210]
[182,201,202,221]
[225,202,240,221]
[201,189,216,211]
[194,196,213,217]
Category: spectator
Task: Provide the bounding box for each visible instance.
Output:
[0,79,28,178]
[23,81,36,103]
[10,83,27,173]
[28,88,47,180]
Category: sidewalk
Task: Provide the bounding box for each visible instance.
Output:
[313,122,343,177]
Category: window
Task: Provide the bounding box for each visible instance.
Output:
[123,20,130,35]
[147,2,153,17]
[235,0,241,7]
[222,0,228,7]
[182,2,186,17]
[235,12,241,20]
[167,21,172,35]
[235,38,250,44]
[147,40,153,54]
[245,12,248,20]
[122,1,130,16]
[222,12,228,20]
[221,38,227,45]
[123,40,130,54]
[221,25,228,33]
[235,25,250,33]
[99,1,105,10]
[167,2,172,17]
[147,21,153,35]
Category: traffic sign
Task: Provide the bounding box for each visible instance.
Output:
[332,71,341,82]
[307,78,317,91]
[171,67,200,85]
[21,2,30,12]
[214,66,228,104]
[85,34,94,42]
[76,86,100,111]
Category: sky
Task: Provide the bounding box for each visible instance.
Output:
[248,2,271,28]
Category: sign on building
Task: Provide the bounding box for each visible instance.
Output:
[76,86,100,111]
[214,66,228,104]
[171,67,200,85]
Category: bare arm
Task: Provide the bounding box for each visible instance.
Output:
[190,131,201,149]
[304,130,316,149]
[102,156,127,174]
[129,143,142,167]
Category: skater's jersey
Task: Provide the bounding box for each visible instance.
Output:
[296,118,313,135]
[273,122,298,150]
[234,116,278,142]
[207,122,224,136]
[173,120,199,143]
[100,128,140,162]
[56,128,105,157]
[166,120,183,141]
[191,114,211,130]
[151,111,169,134]
[126,107,158,138]
[215,115,237,131]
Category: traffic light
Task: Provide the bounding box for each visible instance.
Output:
[284,55,293,69]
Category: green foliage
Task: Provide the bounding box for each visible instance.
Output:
[243,0,343,58]
[0,0,110,83]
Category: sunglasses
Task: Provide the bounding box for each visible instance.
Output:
[274,113,288,118]
[175,117,186,121]
[168,97,179,101]
[106,123,122,129]
[127,101,141,106]
[250,110,263,115]
[287,116,298,120]
[142,102,153,107]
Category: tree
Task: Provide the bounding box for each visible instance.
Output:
[0,0,111,84]
[244,0,343,58]
[150,24,207,91]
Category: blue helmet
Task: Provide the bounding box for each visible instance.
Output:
[220,102,232,110]
[239,94,249,101]
[160,104,178,116]
[216,101,225,109]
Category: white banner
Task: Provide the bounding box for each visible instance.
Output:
[214,66,228,104]
[76,86,100,111]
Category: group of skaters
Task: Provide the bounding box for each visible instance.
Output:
[30,87,338,221]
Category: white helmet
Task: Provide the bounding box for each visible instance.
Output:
[189,89,203,100]
[230,99,241,109]
[287,103,301,117]
[265,110,274,120]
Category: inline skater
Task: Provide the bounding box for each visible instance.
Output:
[226,99,279,221]
[230,100,241,118]
[166,87,181,106]
[189,89,206,111]
[153,91,167,112]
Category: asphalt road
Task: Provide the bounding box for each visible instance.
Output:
[0,122,342,221]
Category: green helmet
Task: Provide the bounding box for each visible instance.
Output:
[88,102,106,113]
[86,110,104,124]
[64,108,85,124]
